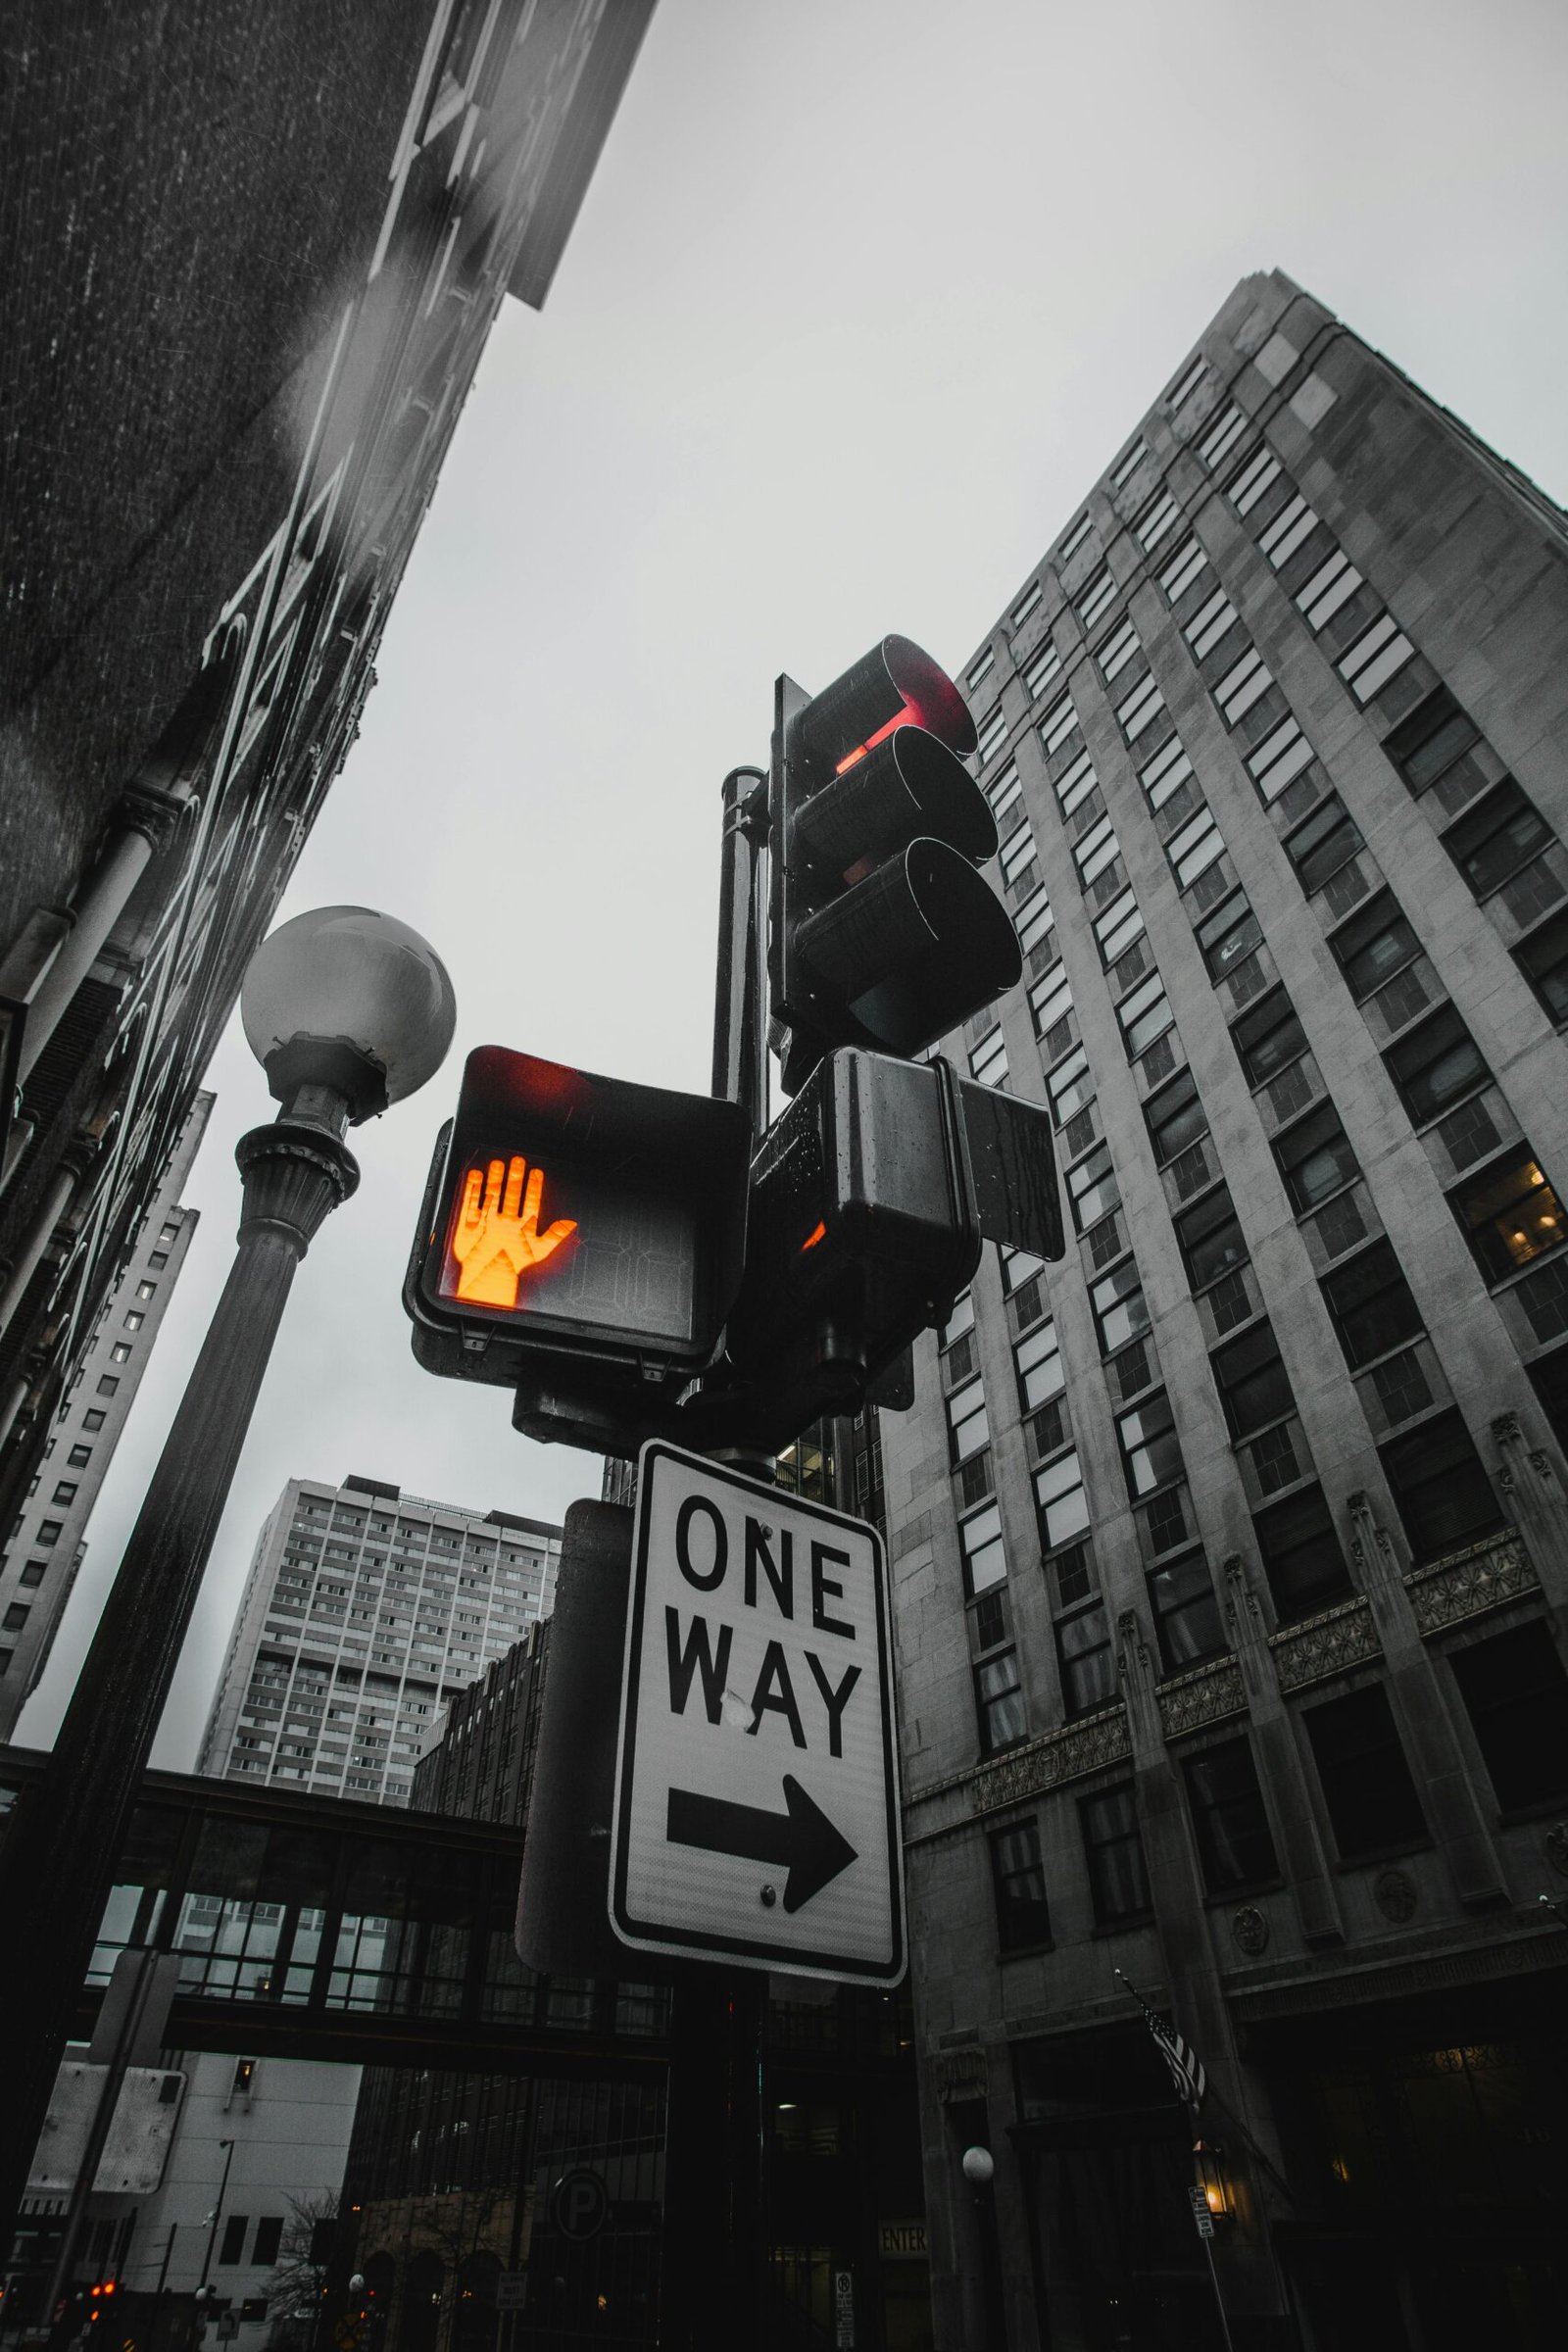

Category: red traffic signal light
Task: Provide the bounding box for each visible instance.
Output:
[405,1047,752,1406]
[769,636,1022,1092]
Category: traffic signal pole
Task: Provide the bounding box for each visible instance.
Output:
[710,764,770,1147]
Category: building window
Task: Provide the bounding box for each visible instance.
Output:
[1017,884,1054,957]
[1054,749,1098,819]
[110,1343,132,1364]
[219,2215,249,2266]
[1448,1621,1568,1811]
[1059,514,1094,561]
[1296,547,1364,632]
[1233,987,1307,1089]
[1047,1045,1095,1130]
[20,1561,46,1588]
[1214,648,1272,727]
[1515,908,1568,1024]
[1090,1258,1149,1356]
[1186,586,1239,660]
[975,704,1008,764]
[3,1603,29,1632]
[1448,1149,1566,1282]
[1248,715,1316,805]
[1136,490,1181,550]
[974,1649,1026,1754]
[1385,684,1487,803]
[1080,1785,1152,1924]
[1098,618,1141,681]
[1229,444,1281,514]
[1117,973,1173,1060]
[1210,1323,1293,1440]
[1200,404,1247,469]
[1149,1550,1225,1671]
[36,1520,63,1547]
[946,1378,990,1466]
[51,1482,77,1506]
[1094,887,1145,969]
[1146,1069,1207,1168]
[1274,1103,1358,1211]
[1303,1687,1428,1860]
[123,1310,144,1333]
[67,1444,92,1468]
[1379,1409,1503,1561]
[96,1377,120,1397]
[1040,694,1081,758]
[1057,1600,1116,1716]
[1260,493,1319,566]
[1383,1004,1488,1127]
[969,1027,1009,1089]
[966,646,996,691]
[1159,535,1208,602]
[1010,579,1043,628]
[988,764,1022,823]
[959,1501,1006,1598]
[1166,806,1225,889]
[991,1821,1052,1951]
[1115,674,1165,743]
[1184,1739,1278,1893]
[1015,1319,1064,1412]
[1076,566,1118,629]
[1116,1391,1183,1501]
[1329,890,1420,1003]
[1035,1450,1091,1551]
[1174,1186,1247,1293]
[1074,813,1120,891]
[1020,640,1062,705]
[1111,438,1149,488]
[1196,889,1261,985]
[82,1410,105,1431]
[252,2218,284,2268]
[1338,612,1415,704]
[1320,1242,1425,1369]
[1030,960,1073,1044]
[1066,1144,1119,1237]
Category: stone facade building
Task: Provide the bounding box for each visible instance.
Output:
[0,0,653,1592]
[883,270,1568,2350]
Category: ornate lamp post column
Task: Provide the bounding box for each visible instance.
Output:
[0,906,456,2239]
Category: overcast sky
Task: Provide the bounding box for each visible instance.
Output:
[20,0,1568,1764]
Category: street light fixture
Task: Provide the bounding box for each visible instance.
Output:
[0,906,456,2240]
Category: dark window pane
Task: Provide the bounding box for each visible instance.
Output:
[975,1649,1027,1755]
[1146,1070,1207,1166]
[991,1821,1052,1951]
[1233,986,1306,1087]
[1449,1621,1568,1810]
[1148,1550,1225,1672]
[220,2215,249,2266]
[1515,909,1568,1024]
[1056,1602,1117,1717]
[1116,1391,1183,1500]
[1379,1408,1503,1561]
[1442,780,1552,899]
[1384,1005,1488,1126]
[1196,890,1262,983]
[1385,685,1482,795]
[1183,1738,1277,1892]
[1448,1148,1567,1284]
[1526,1343,1568,1458]
[1251,1484,1351,1621]
[1211,1322,1294,1438]
[1175,1185,1248,1291]
[1080,1784,1152,1924]
[1286,794,1363,893]
[1274,1102,1359,1210]
[1320,1241,1425,1369]
[1303,1687,1427,1859]
[1330,889,1420,1003]
[252,2218,284,2268]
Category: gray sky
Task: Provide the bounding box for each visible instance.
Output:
[22,0,1568,1764]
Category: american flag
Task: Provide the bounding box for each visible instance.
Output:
[1116,1970,1207,2111]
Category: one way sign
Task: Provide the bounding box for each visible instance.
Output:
[610,1441,906,1983]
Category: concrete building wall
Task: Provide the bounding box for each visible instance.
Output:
[882,270,1568,2351]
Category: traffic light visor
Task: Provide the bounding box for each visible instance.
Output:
[795,839,1023,1055]
[792,726,997,873]
[417,1048,750,1362]
[795,635,977,773]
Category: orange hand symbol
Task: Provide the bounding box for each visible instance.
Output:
[450,1156,577,1308]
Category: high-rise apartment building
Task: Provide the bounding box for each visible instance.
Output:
[0,0,653,1579]
[197,1475,561,1806]
[0,1092,211,1734]
[883,271,1568,2351]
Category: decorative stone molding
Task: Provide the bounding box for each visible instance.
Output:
[968,1703,1133,1818]
[1269,1596,1380,1691]
[1231,1904,1269,1955]
[1373,1868,1418,1924]
[1402,1531,1538,1636]
[1155,1655,1246,1740]
[934,2044,988,2103]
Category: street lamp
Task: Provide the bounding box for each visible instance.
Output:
[960,2145,1007,2351]
[0,907,456,2239]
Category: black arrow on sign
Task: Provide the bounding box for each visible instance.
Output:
[665,1775,858,1914]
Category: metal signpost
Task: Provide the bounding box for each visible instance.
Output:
[609,1442,906,1984]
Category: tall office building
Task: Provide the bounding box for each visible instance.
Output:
[0,0,653,1569]
[197,1475,562,1806]
[0,1091,211,1734]
[883,270,1568,2351]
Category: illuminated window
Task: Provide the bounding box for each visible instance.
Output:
[1448,1149,1565,1283]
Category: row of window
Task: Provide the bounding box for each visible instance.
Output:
[991,1618,1568,1951]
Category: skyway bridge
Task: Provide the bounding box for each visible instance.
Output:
[0,1746,669,2078]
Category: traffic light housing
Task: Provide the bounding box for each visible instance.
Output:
[769,635,1022,1092]
[404,1047,752,1415]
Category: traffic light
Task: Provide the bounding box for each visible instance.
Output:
[404,1047,752,1442]
[769,634,1022,1092]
